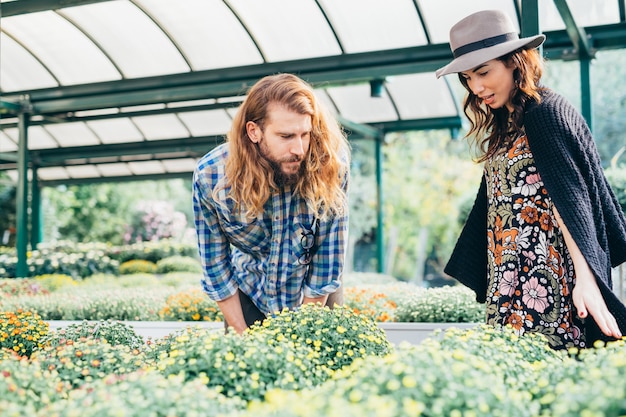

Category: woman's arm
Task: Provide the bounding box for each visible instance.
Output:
[553,206,622,339]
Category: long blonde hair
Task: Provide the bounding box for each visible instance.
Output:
[459,48,545,162]
[215,73,350,220]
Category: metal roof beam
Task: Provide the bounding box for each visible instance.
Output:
[1,0,111,16]
[2,24,622,117]
[553,0,594,59]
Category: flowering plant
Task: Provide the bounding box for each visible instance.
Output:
[0,288,170,321]
[248,304,392,374]
[0,278,49,297]
[41,319,144,349]
[0,309,49,357]
[394,285,484,323]
[344,283,414,322]
[155,326,324,401]
[159,288,223,321]
[0,354,70,413]
[39,370,245,417]
[31,338,145,389]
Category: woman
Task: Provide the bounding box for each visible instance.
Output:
[438,10,626,349]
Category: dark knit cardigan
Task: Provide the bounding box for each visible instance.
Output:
[444,89,626,343]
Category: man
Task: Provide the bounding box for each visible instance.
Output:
[193,73,350,334]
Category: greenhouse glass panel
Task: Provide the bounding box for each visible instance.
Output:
[178,110,232,136]
[97,163,133,177]
[66,165,101,179]
[137,0,263,70]
[45,123,101,147]
[326,84,398,123]
[387,73,458,119]
[540,0,620,31]
[2,11,121,85]
[3,126,58,150]
[37,166,69,181]
[228,0,341,61]
[0,33,58,91]
[132,114,190,140]
[0,131,17,152]
[318,0,427,53]
[128,160,165,175]
[162,158,198,173]
[86,119,144,144]
[61,1,189,78]
[420,0,518,44]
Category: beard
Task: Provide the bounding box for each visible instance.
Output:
[258,141,305,187]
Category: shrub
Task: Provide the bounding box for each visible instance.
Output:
[34,274,77,292]
[40,370,246,417]
[248,304,393,374]
[119,259,157,275]
[41,319,144,350]
[0,310,49,358]
[394,285,484,323]
[31,339,145,389]
[155,326,324,402]
[156,255,202,274]
[159,288,223,321]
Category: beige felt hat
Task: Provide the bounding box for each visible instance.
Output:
[435,10,545,78]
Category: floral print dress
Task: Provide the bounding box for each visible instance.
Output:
[484,133,586,350]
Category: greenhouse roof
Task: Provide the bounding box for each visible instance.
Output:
[1,0,625,185]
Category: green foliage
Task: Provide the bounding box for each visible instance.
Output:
[0,310,49,358]
[40,370,245,417]
[606,165,626,213]
[382,130,482,280]
[394,285,484,323]
[119,259,157,275]
[155,327,325,402]
[159,288,223,321]
[155,255,202,274]
[43,183,130,245]
[41,319,144,350]
[248,304,392,373]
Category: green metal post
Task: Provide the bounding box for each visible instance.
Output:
[580,57,593,132]
[375,135,385,273]
[16,112,30,278]
[520,0,540,38]
[30,166,42,248]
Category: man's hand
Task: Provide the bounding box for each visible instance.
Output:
[217,293,248,335]
[302,295,328,306]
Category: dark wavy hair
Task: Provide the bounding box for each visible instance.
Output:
[458,48,545,162]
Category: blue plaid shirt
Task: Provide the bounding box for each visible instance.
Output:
[192,143,348,316]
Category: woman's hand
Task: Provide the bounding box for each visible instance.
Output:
[572,267,622,339]
[554,205,622,339]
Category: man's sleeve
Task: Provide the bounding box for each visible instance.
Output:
[192,168,238,301]
[303,170,349,298]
